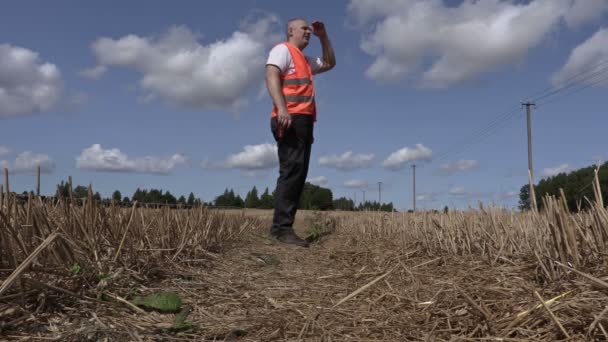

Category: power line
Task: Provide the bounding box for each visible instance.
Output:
[537,72,608,108]
[426,58,608,165]
[523,58,608,103]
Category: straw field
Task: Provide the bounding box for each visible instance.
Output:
[1,172,608,341]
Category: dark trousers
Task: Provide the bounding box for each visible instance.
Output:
[270,114,314,235]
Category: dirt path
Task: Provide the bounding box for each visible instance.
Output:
[153,215,590,341]
[160,217,488,341]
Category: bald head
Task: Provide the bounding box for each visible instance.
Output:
[285,18,312,49]
[286,18,307,38]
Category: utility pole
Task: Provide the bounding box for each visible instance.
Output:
[412,164,416,212]
[36,165,41,196]
[378,181,382,205]
[523,102,537,211]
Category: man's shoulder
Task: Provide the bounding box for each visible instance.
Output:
[269,43,289,54]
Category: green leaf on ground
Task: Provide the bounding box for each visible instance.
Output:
[171,306,193,333]
[132,292,183,313]
[252,253,280,265]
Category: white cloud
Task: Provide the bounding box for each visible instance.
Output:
[307,176,328,186]
[79,65,107,79]
[383,144,432,170]
[500,191,519,200]
[0,151,55,174]
[0,44,62,117]
[348,0,588,87]
[439,159,479,174]
[344,179,368,189]
[318,151,374,171]
[0,146,11,157]
[417,191,439,203]
[564,0,608,28]
[541,163,570,178]
[76,144,187,174]
[552,28,608,87]
[87,14,279,111]
[449,186,468,196]
[203,143,278,171]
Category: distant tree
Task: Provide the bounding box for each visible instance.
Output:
[187,192,196,206]
[357,200,394,212]
[259,187,274,209]
[132,188,145,203]
[123,197,131,205]
[518,184,530,211]
[163,191,177,204]
[300,183,333,210]
[519,161,608,211]
[333,197,354,211]
[234,194,245,208]
[245,186,260,208]
[178,195,186,205]
[55,180,70,198]
[73,185,88,199]
[112,190,122,203]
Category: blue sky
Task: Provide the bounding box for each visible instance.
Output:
[1,0,607,210]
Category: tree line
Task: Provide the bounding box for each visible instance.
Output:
[519,161,608,211]
[48,179,395,211]
[217,182,394,211]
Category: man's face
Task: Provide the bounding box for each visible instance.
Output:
[289,20,312,48]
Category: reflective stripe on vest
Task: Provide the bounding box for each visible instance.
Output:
[282,78,311,86]
[271,42,316,119]
[285,95,314,102]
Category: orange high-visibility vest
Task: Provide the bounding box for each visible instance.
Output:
[271,42,316,120]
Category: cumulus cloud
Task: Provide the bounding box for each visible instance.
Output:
[202,143,278,171]
[417,191,440,203]
[449,186,468,196]
[79,65,107,79]
[86,14,279,111]
[439,159,479,174]
[308,176,328,186]
[552,28,608,87]
[347,0,594,88]
[541,163,570,178]
[0,44,62,117]
[564,0,608,28]
[318,151,374,171]
[0,146,11,157]
[383,144,432,170]
[500,191,520,200]
[0,151,55,174]
[344,179,368,189]
[76,144,187,174]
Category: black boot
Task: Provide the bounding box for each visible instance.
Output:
[271,230,309,248]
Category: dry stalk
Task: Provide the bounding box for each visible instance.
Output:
[333,267,395,308]
[113,201,138,262]
[0,232,60,297]
[533,290,570,338]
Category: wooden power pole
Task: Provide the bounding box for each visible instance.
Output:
[412,164,416,212]
[523,102,537,211]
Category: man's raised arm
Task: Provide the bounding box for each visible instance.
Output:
[312,21,336,74]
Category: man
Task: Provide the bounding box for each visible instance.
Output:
[265,18,336,247]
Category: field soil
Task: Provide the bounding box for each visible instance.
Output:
[2,209,604,341]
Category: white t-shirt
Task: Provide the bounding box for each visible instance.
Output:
[266,44,323,75]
